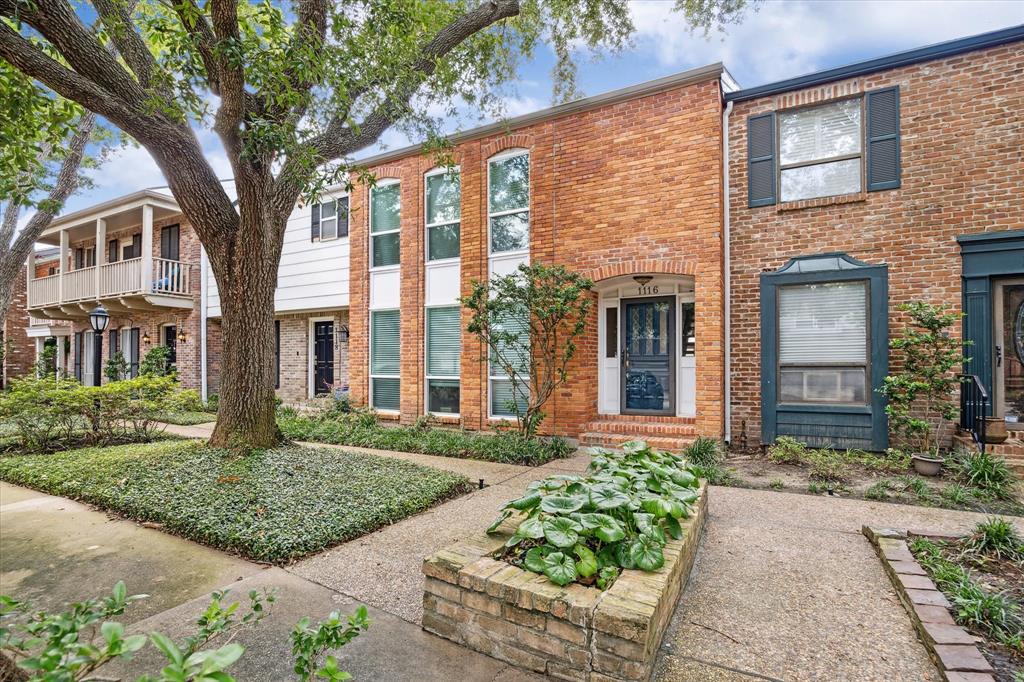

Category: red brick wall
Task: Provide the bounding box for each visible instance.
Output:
[3,266,34,383]
[727,42,1024,448]
[349,76,725,438]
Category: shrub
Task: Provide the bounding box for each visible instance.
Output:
[689,461,740,487]
[864,480,892,501]
[947,449,1017,499]
[104,350,129,382]
[940,483,971,507]
[804,449,847,483]
[0,376,84,451]
[139,344,174,377]
[489,441,700,588]
[767,436,806,464]
[683,436,722,468]
[962,517,1024,562]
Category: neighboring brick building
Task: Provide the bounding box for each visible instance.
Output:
[726,27,1024,450]
[344,63,728,446]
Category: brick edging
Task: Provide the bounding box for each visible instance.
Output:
[861,526,995,681]
[422,484,708,680]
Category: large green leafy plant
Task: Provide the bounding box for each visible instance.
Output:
[488,441,701,588]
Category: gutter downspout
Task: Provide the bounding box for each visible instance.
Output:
[722,99,734,444]
[200,245,208,404]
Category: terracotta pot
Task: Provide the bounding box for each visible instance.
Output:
[911,455,943,477]
[981,416,1009,444]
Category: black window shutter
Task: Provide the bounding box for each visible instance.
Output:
[311,203,321,241]
[131,233,142,259]
[338,197,349,237]
[75,248,84,269]
[109,329,118,359]
[747,112,777,207]
[74,332,83,380]
[161,225,180,260]
[130,328,140,377]
[274,320,281,389]
[866,87,901,192]
[108,239,119,263]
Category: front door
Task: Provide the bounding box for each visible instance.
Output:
[313,321,334,395]
[994,278,1024,428]
[621,296,675,415]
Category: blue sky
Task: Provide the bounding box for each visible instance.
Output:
[57,0,1024,217]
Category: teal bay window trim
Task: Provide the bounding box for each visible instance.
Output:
[425,167,461,262]
[746,86,901,207]
[370,180,401,269]
[370,309,401,412]
[487,149,530,256]
[425,305,461,416]
[760,253,888,451]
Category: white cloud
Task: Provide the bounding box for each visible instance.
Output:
[629,0,1024,86]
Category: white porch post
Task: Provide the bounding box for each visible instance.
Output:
[141,205,154,292]
[34,338,43,377]
[58,230,69,304]
[56,337,66,378]
[25,251,36,307]
[95,218,106,298]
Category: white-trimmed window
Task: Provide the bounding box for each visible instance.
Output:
[370,309,400,411]
[426,169,460,261]
[778,281,868,404]
[370,182,400,268]
[779,98,862,202]
[488,150,529,254]
[425,306,460,414]
[311,196,349,241]
[489,311,530,418]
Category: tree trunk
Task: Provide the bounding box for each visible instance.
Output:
[205,201,284,449]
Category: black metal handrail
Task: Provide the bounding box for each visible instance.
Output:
[958,373,988,454]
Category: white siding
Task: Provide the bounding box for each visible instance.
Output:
[205,194,349,317]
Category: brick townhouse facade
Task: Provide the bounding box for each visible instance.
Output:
[726,27,1024,451]
[10,24,1023,453]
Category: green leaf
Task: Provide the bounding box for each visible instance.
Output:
[641,497,673,518]
[664,515,682,540]
[101,621,124,644]
[671,469,698,488]
[573,544,598,578]
[589,484,630,510]
[486,509,511,534]
[515,516,545,539]
[592,516,626,543]
[542,552,578,586]
[524,545,553,573]
[614,541,635,569]
[629,535,665,572]
[543,516,581,548]
[150,632,184,666]
[540,494,585,514]
[504,491,541,511]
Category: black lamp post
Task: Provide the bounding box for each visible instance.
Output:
[88,304,109,387]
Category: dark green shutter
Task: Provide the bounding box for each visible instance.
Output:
[311,203,321,241]
[747,113,776,207]
[131,234,142,259]
[129,328,140,377]
[338,196,349,237]
[74,332,83,381]
[866,87,901,191]
[108,239,119,263]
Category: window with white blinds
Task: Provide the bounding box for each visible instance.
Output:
[371,183,400,268]
[778,281,868,404]
[489,310,530,417]
[371,309,400,411]
[779,98,862,202]
[426,306,461,414]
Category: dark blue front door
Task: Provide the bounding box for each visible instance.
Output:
[314,321,334,395]
[621,297,674,415]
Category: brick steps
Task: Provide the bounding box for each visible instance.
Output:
[952,434,1024,475]
[578,431,696,453]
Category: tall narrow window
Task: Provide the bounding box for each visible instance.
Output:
[371,183,401,267]
[370,309,400,411]
[164,325,177,368]
[489,310,530,417]
[426,170,460,260]
[778,281,868,404]
[488,151,529,254]
[426,306,461,414]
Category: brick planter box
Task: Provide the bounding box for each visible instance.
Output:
[421,483,707,681]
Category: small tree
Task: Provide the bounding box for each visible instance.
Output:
[139,345,174,378]
[462,262,593,438]
[104,350,129,382]
[879,301,966,455]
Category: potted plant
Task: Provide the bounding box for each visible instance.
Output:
[980,415,1009,444]
[879,302,968,476]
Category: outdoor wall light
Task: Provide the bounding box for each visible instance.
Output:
[632,275,654,287]
[338,325,349,342]
[142,332,151,344]
[177,329,187,343]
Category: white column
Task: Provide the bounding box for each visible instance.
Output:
[58,230,69,304]
[141,205,154,292]
[95,218,106,299]
[56,337,66,378]
[25,251,36,307]
[34,338,43,377]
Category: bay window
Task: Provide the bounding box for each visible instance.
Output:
[370,309,400,411]
[778,281,868,404]
[426,170,460,260]
[779,98,862,202]
[488,151,529,254]
[371,183,400,267]
[425,306,461,414]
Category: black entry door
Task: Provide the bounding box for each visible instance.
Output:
[314,321,334,395]
[621,297,675,415]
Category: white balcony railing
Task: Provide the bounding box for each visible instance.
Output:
[153,258,190,295]
[100,258,142,296]
[63,267,95,301]
[28,274,60,307]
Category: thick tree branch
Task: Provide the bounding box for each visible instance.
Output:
[91,0,154,88]
[209,0,244,156]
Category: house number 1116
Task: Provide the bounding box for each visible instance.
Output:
[637,285,659,295]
